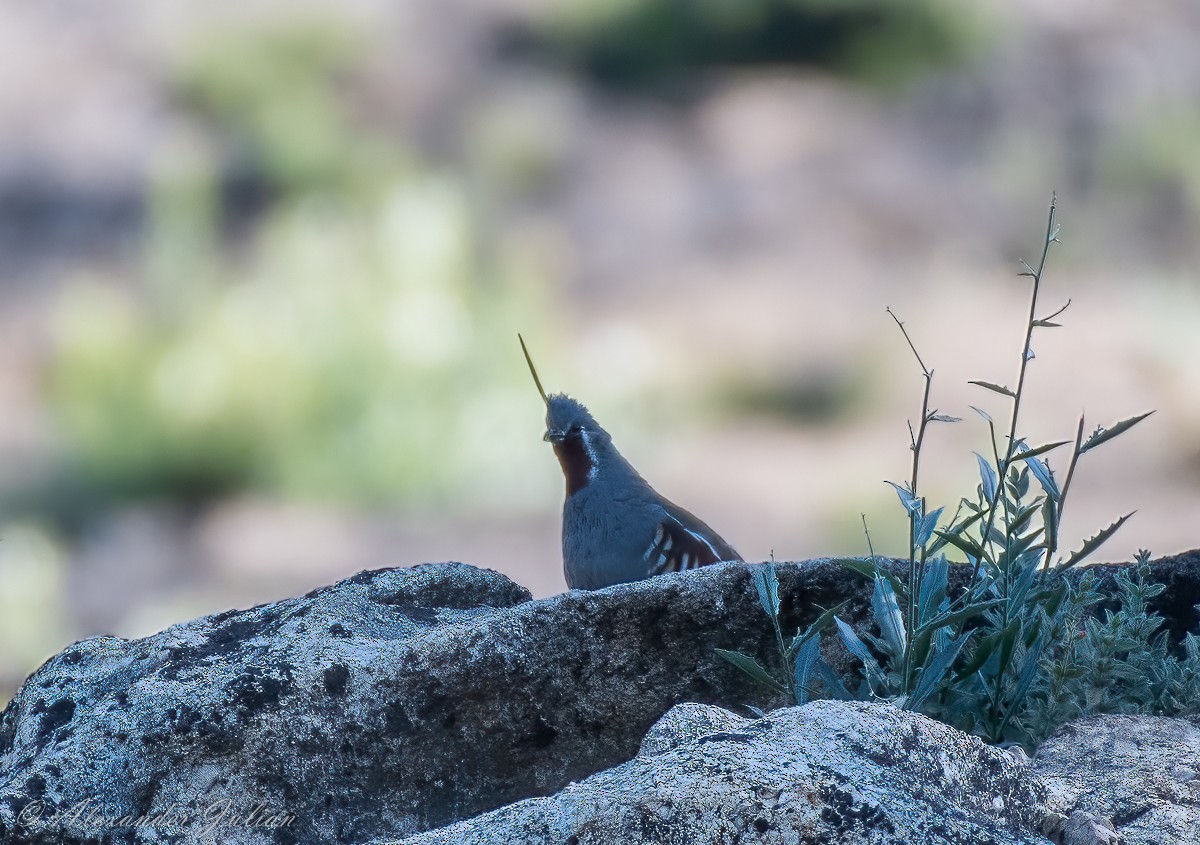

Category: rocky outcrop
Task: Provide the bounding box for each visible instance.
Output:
[395,699,1200,845]
[1,551,1198,845]
[0,558,864,845]
[394,700,1052,845]
[1035,714,1200,845]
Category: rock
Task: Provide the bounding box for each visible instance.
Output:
[394,700,1052,845]
[0,563,535,845]
[1059,810,1119,845]
[3,551,1200,845]
[0,558,860,844]
[1033,714,1200,845]
[637,701,750,756]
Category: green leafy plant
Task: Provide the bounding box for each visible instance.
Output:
[41,21,552,514]
[719,197,1192,748]
[838,196,1155,744]
[1023,549,1200,744]
[716,561,847,705]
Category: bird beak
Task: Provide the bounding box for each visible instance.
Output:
[544,429,565,443]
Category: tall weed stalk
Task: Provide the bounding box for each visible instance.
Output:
[717,197,1193,748]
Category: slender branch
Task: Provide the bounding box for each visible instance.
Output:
[861,514,879,561]
[964,196,1059,591]
[1042,298,1072,323]
[887,307,933,694]
[1044,414,1086,567]
[887,307,932,377]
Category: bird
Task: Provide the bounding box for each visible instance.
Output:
[519,334,742,590]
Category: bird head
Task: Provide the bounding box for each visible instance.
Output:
[543,393,603,445]
[518,334,608,445]
[518,333,617,500]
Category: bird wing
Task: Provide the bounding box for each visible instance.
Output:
[643,503,742,576]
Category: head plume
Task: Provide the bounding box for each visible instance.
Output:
[518,333,549,409]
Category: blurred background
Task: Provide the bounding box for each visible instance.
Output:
[1,0,1199,702]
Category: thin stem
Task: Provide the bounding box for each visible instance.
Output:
[965,196,1059,592]
[887,307,933,694]
[773,615,793,702]
[989,424,1016,606]
[861,513,878,560]
[1044,414,1086,568]
[887,307,932,376]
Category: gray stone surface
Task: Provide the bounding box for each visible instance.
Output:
[2,552,1200,845]
[395,700,1053,845]
[0,562,536,845]
[1033,714,1200,845]
[638,700,749,756]
[0,558,863,844]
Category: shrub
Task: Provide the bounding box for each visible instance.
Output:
[720,197,1199,748]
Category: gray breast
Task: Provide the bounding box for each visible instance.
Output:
[561,484,657,590]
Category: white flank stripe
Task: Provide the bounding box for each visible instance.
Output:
[667,513,721,560]
[643,536,659,560]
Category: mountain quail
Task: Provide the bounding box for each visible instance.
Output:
[520,335,742,590]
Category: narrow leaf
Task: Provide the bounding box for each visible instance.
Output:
[996,634,1048,737]
[934,528,982,561]
[955,630,1002,681]
[908,625,936,671]
[1040,299,1072,324]
[914,506,944,549]
[815,661,853,701]
[1010,499,1042,532]
[1032,319,1062,328]
[986,525,1007,547]
[1063,513,1135,569]
[1008,550,1046,610]
[1011,464,1031,500]
[792,635,822,706]
[969,405,993,424]
[917,555,949,627]
[714,649,785,694]
[917,598,1006,635]
[786,601,849,660]
[929,509,985,556]
[872,575,908,661]
[995,617,1023,678]
[928,413,962,424]
[1014,440,1071,462]
[835,617,886,690]
[838,558,907,600]
[1025,454,1060,502]
[753,563,781,619]
[1004,527,1045,560]
[1079,411,1155,455]
[975,453,999,502]
[909,630,974,711]
[838,556,880,578]
[885,481,921,516]
[1042,494,1059,553]
[969,380,1016,398]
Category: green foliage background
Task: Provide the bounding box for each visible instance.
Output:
[47,23,551,510]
